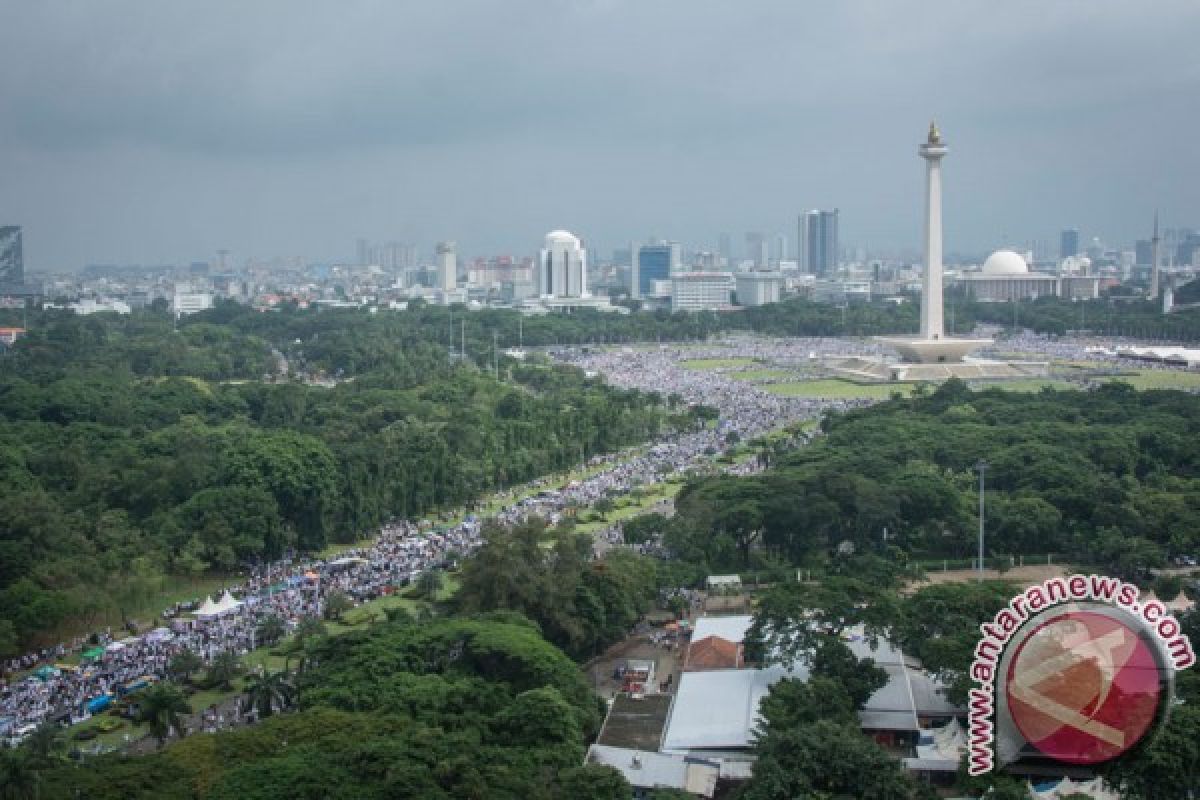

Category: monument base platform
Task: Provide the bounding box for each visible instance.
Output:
[827,355,1049,383]
[874,336,993,364]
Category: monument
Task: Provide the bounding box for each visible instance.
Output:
[877,122,992,364]
[828,123,1045,382]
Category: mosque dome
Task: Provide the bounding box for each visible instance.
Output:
[981,250,1029,274]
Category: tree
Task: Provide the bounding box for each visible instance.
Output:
[293,616,327,643]
[137,682,192,749]
[809,636,888,710]
[745,576,897,667]
[415,569,444,600]
[554,765,632,800]
[744,719,927,800]
[0,747,40,800]
[323,590,353,622]
[241,668,296,719]
[167,649,204,683]
[255,614,287,646]
[19,723,65,767]
[206,650,243,691]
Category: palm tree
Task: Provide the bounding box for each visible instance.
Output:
[206,650,243,690]
[167,649,204,683]
[255,614,287,647]
[241,668,296,719]
[137,682,192,749]
[0,748,40,800]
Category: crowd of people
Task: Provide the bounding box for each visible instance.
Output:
[13,331,1159,743]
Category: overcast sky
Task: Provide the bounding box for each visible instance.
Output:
[2,1,1198,270]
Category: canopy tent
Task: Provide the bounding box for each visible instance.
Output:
[81,647,106,661]
[193,591,243,618]
[33,666,60,681]
[105,641,127,653]
[329,556,369,568]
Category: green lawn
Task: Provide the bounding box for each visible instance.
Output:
[680,357,759,370]
[1103,370,1200,391]
[729,368,793,382]
[765,380,912,399]
[975,379,1076,393]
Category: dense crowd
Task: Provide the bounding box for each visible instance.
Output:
[0,335,885,741]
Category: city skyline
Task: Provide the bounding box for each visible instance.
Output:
[1,1,1198,269]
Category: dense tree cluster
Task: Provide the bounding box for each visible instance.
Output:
[666,379,1200,578]
[454,521,658,660]
[0,308,666,654]
[34,615,634,799]
[968,295,1200,341]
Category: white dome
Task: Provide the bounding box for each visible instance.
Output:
[545,230,580,245]
[981,250,1029,274]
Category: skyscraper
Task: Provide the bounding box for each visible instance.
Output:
[800,210,839,275]
[436,241,457,291]
[539,231,587,298]
[1060,229,1079,260]
[0,227,23,286]
[717,233,732,268]
[744,232,768,268]
[637,244,673,297]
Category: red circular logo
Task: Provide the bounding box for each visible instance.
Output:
[1005,610,1163,764]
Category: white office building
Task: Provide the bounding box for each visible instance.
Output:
[436,241,457,292]
[734,271,782,307]
[539,230,588,299]
[671,272,734,311]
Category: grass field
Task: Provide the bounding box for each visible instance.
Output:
[680,357,758,370]
[765,380,912,399]
[729,368,793,382]
[974,379,1076,393]
[1103,370,1200,391]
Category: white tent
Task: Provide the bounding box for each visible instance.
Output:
[193,591,243,618]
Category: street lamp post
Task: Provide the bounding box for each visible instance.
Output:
[975,460,988,581]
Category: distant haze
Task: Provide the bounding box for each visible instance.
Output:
[1,1,1198,269]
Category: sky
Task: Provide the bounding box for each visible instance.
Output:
[1,0,1198,270]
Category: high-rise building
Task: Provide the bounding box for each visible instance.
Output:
[1135,239,1153,267]
[800,210,839,276]
[539,230,587,298]
[436,241,457,292]
[717,233,732,268]
[1059,229,1079,260]
[637,244,673,298]
[745,232,768,268]
[0,226,23,286]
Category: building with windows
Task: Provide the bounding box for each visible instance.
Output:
[734,271,782,307]
[635,244,675,298]
[539,230,587,298]
[0,227,23,287]
[436,241,457,292]
[800,210,838,276]
[955,250,1059,302]
[1060,228,1080,260]
[670,272,734,311]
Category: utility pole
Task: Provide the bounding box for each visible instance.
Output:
[976,460,988,581]
[460,318,465,361]
[493,330,498,377]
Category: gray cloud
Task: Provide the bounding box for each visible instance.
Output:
[1,0,1197,268]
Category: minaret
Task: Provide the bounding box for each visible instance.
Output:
[919,121,948,340]
[1149,212,1160,300]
